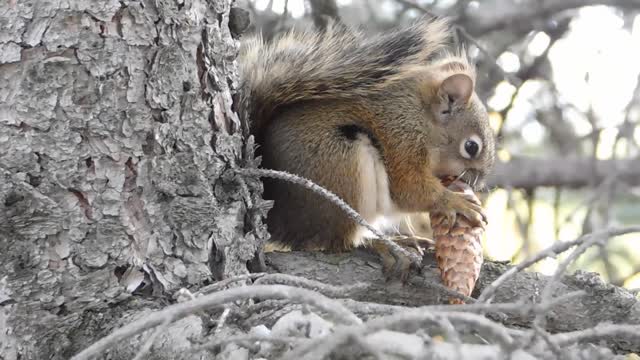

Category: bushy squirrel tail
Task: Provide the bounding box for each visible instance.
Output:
[238,17,453,135]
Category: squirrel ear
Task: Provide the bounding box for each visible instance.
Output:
[433,73,473,122]
[439,73,473,105]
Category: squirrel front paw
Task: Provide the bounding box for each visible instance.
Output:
[435,190,487,231]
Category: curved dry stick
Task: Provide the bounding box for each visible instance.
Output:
[477,226,640,303]
[255,273,369,297]
[339,290,585,319]
[551,324,640,347]
[71,284,361,360]
[196,272,266,295]
[283,309,520,360]
[412,277,477,304]
[194,333,308,352]
[131,317,173,360]
[237,168,422,264]
[534,240,605,327]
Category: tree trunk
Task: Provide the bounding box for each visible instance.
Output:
[0,0,265,358]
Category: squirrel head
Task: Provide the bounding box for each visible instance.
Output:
[420,60,496,190]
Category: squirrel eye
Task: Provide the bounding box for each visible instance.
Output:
[460,134,483,159]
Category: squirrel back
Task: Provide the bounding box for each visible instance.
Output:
[237,17,455,137]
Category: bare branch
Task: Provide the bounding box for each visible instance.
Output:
[338,290,586,325]
[131,317,173,360]
[395,0,439,17]
[454,25,522,85]
[309,0,341,29]
[196,273,266,295]
[194,333,308,352]
[214,307,232,334]
[255,273,369,297]
[551,324,640,347]
[486,157,640,190]
[71,285,362,360]
[263,249,640,354]
[237,168,422,264]
[478,226,640,303]
[283,310,520,360]
[464,0,640,36]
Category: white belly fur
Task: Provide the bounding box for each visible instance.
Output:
[351,134,406,246]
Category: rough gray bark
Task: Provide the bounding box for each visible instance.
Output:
[0,0,267,358]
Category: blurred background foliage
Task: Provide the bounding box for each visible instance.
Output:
[240,0,640,290]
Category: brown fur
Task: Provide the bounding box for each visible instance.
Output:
[238,18,496,251]
[238,17,452,138]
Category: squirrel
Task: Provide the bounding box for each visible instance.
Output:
[238,17,496,276]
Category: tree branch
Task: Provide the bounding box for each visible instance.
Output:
[71,285,362,360]
[486,157,640,190]
[463,0,640,36]
[264,249,640,353]
[309,0,341,29]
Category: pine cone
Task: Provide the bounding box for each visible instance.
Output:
[431,179,484,304]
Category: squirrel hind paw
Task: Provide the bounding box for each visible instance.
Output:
[372,236,429,284]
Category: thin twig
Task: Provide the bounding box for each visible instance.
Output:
[532,227,640,329]
[196,273,266,295]
[194,333,307,352]
[255,273,369,297]
[131,316,173,360]
[433,314,462,345]
[551,324,640,347]
[412,277,476,304]
[348,332,386,360]
[287,328,361,360]
[71,285,362,360]
[283,310,520,360]
[530,323,563,357]
[214,307,232,334]
[394,0,521,86]
[454,25,522,86]
[236,168,422,265]
[340,290,585,320]
[477,226,640,303]
[237,168,382,237]
[395,0,438,17]
[309,0,341,29]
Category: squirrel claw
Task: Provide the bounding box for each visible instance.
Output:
[374,236,430,284]
[437,190,487,229]
[461,202,487,227]
[460,192,482,206]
